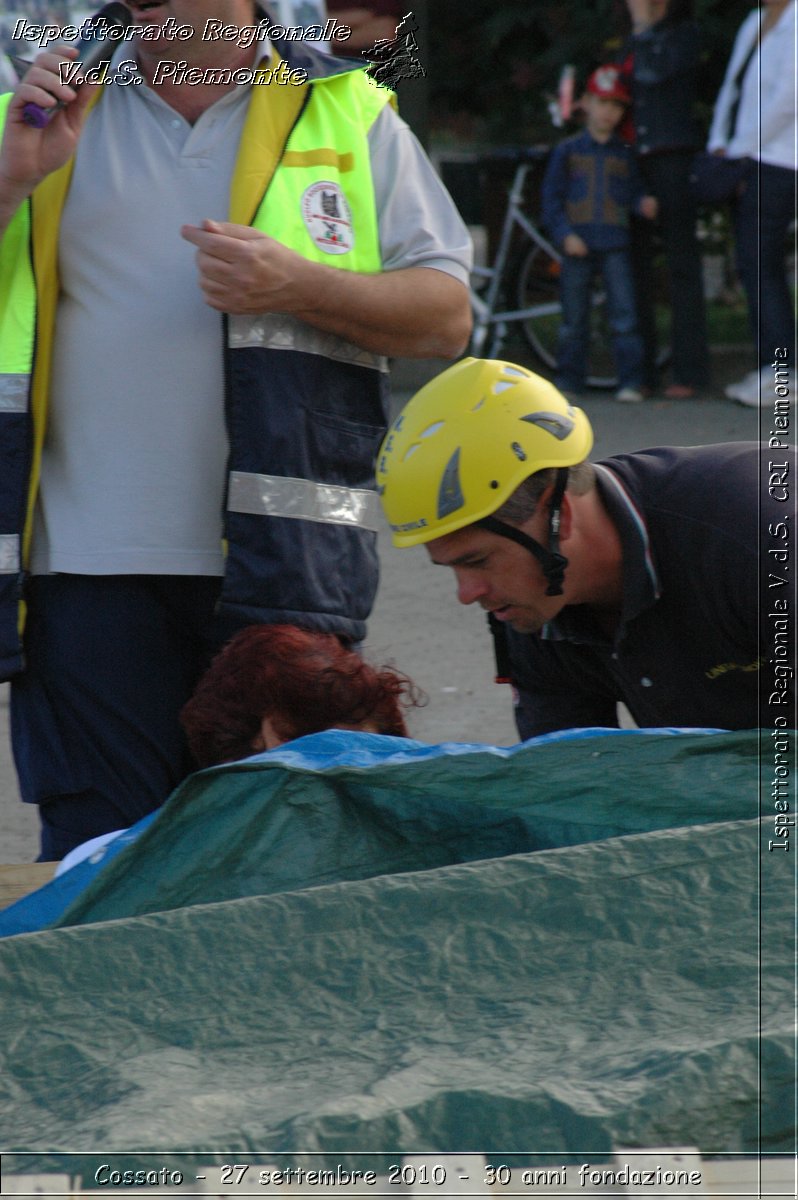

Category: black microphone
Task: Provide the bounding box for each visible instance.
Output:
[22,2,132,128]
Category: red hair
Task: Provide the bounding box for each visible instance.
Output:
[181,624,422,767]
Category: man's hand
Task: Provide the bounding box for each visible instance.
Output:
[181,219,315,315]
[638,195,658,220]
[0,46,96,209]
[563,233,589,257]
[181,217,471,359]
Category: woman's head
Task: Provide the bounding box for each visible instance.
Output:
[181,624,422,767]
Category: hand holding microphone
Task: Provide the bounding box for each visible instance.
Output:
[20,2,132,128]
[0,2,130,229]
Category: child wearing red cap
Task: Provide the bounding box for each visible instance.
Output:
[542,66,658,402]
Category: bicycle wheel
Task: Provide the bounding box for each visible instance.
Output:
[516,246,619,389]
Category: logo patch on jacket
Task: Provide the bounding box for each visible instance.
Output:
[301,181,354,255]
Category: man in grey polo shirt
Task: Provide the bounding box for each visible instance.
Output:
[0,0,472,859]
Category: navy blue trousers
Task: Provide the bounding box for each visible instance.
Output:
[734,160,797,366]
[11,575,224,861]
[630,150,710,389]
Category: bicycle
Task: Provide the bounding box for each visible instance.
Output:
[469,147,670,388]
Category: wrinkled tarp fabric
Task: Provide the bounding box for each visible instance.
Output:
[0,727,749,936]
[0,817,791,1162]
[0,729,790,1163]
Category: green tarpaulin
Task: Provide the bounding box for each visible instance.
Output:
[53,729,763,926]
[0,730,792,1166]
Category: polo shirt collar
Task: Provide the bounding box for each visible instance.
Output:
[257,6,362,81]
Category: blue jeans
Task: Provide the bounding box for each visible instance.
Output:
[555,248,643,392]
[734,159,797,367]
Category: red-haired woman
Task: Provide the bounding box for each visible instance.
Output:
[180,624,421,768]
[55,626,420,876]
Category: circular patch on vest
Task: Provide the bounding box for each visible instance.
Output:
[301,181,355,255]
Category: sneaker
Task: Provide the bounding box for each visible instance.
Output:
[724,369,760,404]
[727,365,794,407]
[615,386,644,403]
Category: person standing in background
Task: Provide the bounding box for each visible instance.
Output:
[708,0,797,407]
[541,66,658,404]
[621,0,710,398]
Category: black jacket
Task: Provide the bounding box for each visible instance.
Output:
[507,442,795,737]
[625,18,703,154]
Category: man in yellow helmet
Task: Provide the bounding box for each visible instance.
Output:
[377,358,795,737]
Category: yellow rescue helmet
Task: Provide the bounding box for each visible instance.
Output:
[377,358,593,547]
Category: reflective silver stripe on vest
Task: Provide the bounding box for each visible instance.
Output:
[228,313,389,373]
[0,374,30,412]
[228,472,380,531]
[0,534,20,573]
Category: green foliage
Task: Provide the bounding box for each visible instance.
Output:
[429,0,754,145]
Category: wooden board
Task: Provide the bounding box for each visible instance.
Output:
[0,861,56,909]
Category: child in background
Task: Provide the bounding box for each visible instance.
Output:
[542,66,658,402]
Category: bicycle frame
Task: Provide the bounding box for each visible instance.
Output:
[470,160,562,358]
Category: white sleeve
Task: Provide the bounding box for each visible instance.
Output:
[367,104,473,283]
[727,7,798,161]
[707,12,759,151]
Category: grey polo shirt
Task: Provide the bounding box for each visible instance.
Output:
[30,54,471,576]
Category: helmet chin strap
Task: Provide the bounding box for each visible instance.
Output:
[476,468,569,597]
